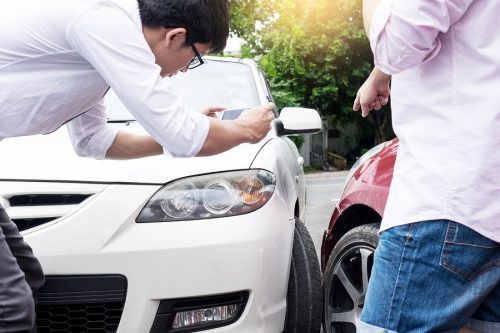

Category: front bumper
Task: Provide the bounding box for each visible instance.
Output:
[21,182,295,332]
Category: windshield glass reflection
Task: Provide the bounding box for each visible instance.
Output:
[105,60,260,121]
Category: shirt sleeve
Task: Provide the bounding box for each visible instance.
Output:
[65,4,209,157]
[66,101,119,160]
[370,0,475,74]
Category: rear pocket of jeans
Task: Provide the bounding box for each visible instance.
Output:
[440,222,500,281]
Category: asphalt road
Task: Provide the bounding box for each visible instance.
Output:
[304,171,349,260]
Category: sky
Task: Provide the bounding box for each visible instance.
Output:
[225,36,244,53]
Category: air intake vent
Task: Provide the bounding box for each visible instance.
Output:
[36,275,127,333]
[9,194,91,207]
[13,218,58,231]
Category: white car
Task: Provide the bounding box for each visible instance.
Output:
[0,57,322,333]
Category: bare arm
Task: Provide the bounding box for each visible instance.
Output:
[105,103,275,159]
[105,131,163,160]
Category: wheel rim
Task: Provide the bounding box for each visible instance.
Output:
[325,244,375,333]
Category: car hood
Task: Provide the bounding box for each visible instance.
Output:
[0,123,270,184]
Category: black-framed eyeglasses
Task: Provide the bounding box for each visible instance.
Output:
[186,38,204,70]
[163,27,205,70]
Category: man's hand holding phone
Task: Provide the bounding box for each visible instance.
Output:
[236,103,276,143]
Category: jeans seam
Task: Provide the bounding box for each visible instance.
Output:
[440,222,451,270]
[441,222,500,280]
[444,241,499,249]
[442,257,500,281]
[441,222,471,280]
[385,225,412,330]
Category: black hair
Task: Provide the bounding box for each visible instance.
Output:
[137,0,230,53]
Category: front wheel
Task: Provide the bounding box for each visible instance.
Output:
[284,218,322,333]
[323,223,380,333]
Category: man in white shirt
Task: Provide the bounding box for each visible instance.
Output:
[0,0,275,331]
[353,0,500,332]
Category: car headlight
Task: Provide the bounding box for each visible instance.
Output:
[136,169,276,222]
[342,142,386,192]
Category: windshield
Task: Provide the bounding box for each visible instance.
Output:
[105,60,261,121]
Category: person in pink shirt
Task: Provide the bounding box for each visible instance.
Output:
[354,0,500,332]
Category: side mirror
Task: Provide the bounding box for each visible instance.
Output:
[275,107,322,136]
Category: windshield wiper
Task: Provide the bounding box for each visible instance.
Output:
[107,119,137,125]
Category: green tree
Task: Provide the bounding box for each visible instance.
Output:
[229,0,395,160]
[228,0,278,52]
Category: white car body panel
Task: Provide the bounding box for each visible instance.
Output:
[0,134,296,333]
[0,57,317,332]
[18,183,293,332]
[0,123,268,184]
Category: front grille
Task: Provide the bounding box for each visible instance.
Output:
[36,275,127,333]
[9,194,92,207]
[37,303,123,333]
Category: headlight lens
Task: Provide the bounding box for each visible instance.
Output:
[136,169,276,222]
[160,182,198,218]
[203,180,235,215]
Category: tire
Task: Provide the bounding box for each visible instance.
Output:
[283,218,323,333]
[323,223,380,333]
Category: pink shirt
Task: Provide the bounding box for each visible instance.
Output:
[370,0,500,242]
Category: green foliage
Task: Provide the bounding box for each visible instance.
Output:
[228,0,279,52]
[229,0,395,157]
[288,135,304,151]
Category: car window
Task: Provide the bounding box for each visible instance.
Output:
[105,60,261,121]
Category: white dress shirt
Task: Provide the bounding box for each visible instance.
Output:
[0,0,209,160]
[370,0,500,242]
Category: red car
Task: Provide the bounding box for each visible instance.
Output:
[321,138,398,333]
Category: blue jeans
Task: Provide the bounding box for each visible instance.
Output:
[359,220,500,333]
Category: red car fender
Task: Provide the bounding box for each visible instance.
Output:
[321,138,398,270]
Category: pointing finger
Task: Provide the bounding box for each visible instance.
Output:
[353,95,361,111]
